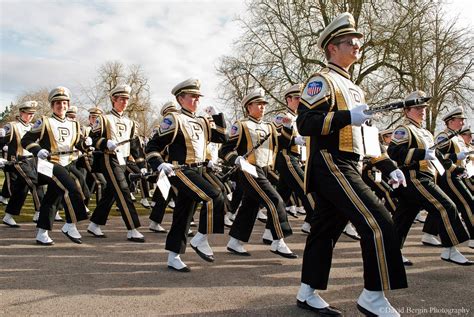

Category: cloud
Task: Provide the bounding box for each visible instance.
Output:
[0,0,246,112]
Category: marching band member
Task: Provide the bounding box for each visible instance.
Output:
[0,101,43,227]
[296,13,407,316]
[146,78,227,272]
[388,92,472,265]
[21,87,89,245]
[87,84,147,242]
[219,88,297,259]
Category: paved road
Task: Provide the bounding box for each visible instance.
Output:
[0,214,472,316]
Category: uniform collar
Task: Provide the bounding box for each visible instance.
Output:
[17,117,29,126]
[248,115,262,124]
[286,108,297,117]
[328,62,351,79]
[52,113,66,122]
[406,117,422,128]
[111,108,123,118]
[181,108,195,118]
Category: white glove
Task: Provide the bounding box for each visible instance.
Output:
[157,162,175,177]
[388,169,407,189]
[424,149,437,161]
[37,149,50,160]
[457,151,468,160]
[207,160,216,171]
[234,156,244,167]
[0,158,7,168]
[106,140,117,151]
[0,128,5,137]
[2,145,8,152]
[204,106,217,116]
[140,168,148,175]
[350,104,372,126]
[294,136,306,146]
[85,137,93,146]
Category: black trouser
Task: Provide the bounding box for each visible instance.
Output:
[90,154,141,230]
[68,162,90,205]
[203,168,232,215]
[362,165,398,214]
[167,167,225,254]
[1,171,12,198]
[275,151,315,223]
[229,166,292,242]
[5,160,43,215]
[393,170,469,248]
[438,170,474,238]
[301,151,407,291]
[36,163,88,230]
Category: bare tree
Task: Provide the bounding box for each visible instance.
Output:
[216,0,474,132]
[0,88,51,125]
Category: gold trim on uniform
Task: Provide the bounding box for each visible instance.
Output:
[321,112,334,135]
[52,175,77,223]
[322,150,391,290]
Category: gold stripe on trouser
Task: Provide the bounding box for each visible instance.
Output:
[368,170,396,212]
[52,175,77,223]
[104,154,135,229]
[446,171,474,226]
[203,171,220,190]
[307,193,315,210]
[321,151,390,290]
[284,154,304,190]
[14,163,40,208]
[69,173,86,201]
[465,179,474,192]
[243,171,284,239]
[410,170,459,245]
[176,170,213,233]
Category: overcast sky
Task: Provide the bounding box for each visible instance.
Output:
[1,0,472,116]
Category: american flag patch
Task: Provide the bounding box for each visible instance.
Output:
[307,81,323,97]
[393,130,406,139]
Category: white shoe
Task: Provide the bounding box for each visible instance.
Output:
[257,208,267,222]
[85,206,91,215]
[150,201,156,207]
[468,240,474,249]
[286,205,298,218]
[3,213,19,227]
[61,223,82,244]
[402,255,413,266]
[87,222,105,237]
[229,211,236,221]
[127,229,145,242]
[0,195,8,205]
[190,232,214,262]
[149,221,167,233]
[224,212,234,227]
[296,206,306,215]
[262,228,273,245]
[357,288,400,317]
[227,237,250,256]
[296,283,329,309]
[343,222,360,240]
[140,198,151,208]
[270,239,297,258]
[441,246,473,265]
[36,229,54,245]
[301,222,311,234]
[421,233,442,247]
[32,211,40,223]
[167,251,190,272]
[168,199,175,208]
[130,193,136,201]
[54,211,63,222]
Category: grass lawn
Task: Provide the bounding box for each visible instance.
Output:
[0,171,172,223]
